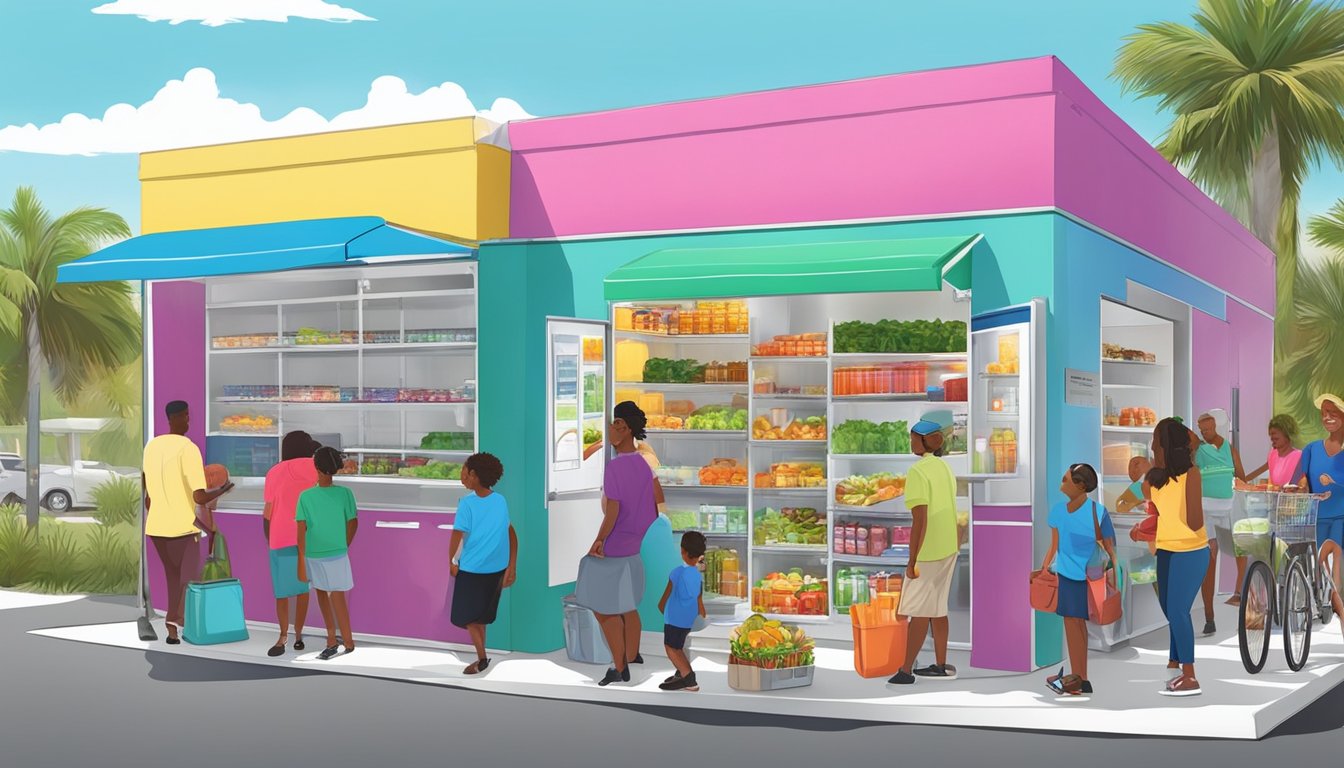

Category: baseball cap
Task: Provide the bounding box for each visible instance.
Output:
[911,420,943,437]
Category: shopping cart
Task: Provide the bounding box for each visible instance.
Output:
[1236,491,1337,673]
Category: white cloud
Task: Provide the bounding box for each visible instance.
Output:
[0,68,534,156]
[92,0,374,26]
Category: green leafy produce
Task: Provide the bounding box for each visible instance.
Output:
[583,373,604,414]
[397,461,464,480]
[665,509,700,531]
[830,419,911,454]
[643,357,708,383]
[419,432,473,451]
[753,507,826,546]
[583,426,602,447]
[833,319,967,354]
[685,404,749,431]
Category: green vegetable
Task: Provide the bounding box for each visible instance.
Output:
[685,405,748,431]
[582,427,602,446]
[833,319,967,354]
[831,419,910,454]
[396,461,464,480]
[643,358,708,383]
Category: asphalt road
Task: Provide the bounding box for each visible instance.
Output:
[3,595,1343,768]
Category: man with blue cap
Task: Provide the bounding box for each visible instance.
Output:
[888,415,960,685]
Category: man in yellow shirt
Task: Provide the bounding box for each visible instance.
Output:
[888,419,960,685]
[143,401,233,644]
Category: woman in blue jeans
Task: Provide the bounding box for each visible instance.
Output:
[1148,418,1210,697]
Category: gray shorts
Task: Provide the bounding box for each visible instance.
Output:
[575,554,644,616]
[308,554,354,592]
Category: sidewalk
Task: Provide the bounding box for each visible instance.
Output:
[28,599,1344,740]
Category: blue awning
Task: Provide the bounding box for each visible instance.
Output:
[57,216,474,283]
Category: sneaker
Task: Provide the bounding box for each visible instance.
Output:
[628,654,645,665]
[1079,680,1094,695]
[597,667,627,687]
[914,663,958,680]
[659,672,699,692]
[1159,675,1201,697]
[663,672,683,685]
[886,670,916,686]
[1202,620,1216,636]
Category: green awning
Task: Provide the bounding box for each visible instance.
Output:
[603,235,978,302]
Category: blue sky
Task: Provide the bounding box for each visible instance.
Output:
[1,0,1340,237]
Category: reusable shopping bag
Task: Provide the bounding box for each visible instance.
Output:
[851,594,906,678]
[1087,503,1122,625]
[199,531,233,583]
[1029,568,1058,613]
[183,579,249,645]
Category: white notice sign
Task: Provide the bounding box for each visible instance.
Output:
[1065,369,1099,409]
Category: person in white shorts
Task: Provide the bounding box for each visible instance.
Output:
[888,419,960,686]
[1195,409,1244,636]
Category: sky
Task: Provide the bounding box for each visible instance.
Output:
[1,0,1341,253]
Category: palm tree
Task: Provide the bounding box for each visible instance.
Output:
[0,187,140,529]
[1114,0,1344,356]
[1278,199,1344,441]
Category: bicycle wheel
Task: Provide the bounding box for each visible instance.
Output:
[1319,550,1337,627]
[1283,557,1314,672]
[1239,560,1274,674]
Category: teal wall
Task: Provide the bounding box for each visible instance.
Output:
[1031,217,1228,668]
[479,211,1058,653]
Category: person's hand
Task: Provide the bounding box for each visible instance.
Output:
[699,607,708,618]
[588,539,605,558]
[1322,474,1335,488]
[502,566,516,588]
[658,599,667,613]
[297,564,307,583]
[220,481,235,495]
[450,561,460,578]
[907,563,920,580]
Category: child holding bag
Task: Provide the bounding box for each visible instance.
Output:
[1039,463,1116,696]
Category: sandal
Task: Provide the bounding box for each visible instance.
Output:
[318,645,341,661]
[465,657,491,675]
[293,636,305,651]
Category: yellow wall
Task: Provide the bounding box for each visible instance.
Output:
[140,117,509,242]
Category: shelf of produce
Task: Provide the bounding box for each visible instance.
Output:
[703,594,747,606]
[748,440,827,448]
[831,352,967,362]
[613,382,747,392]
[275,401,476,409]
[215,398,281,404]
[979,373,1019,380]
[831,393,945,403]
[347,448,474,457]
[645,430,747,439]
[752,545,829,556]
[660,485,749,494]
[615,331,749,344]
[347,476,465,487]
[759,612,831,624]
[753,487,829,498]
[832,553,909,567]
[830,503,911,518]
[1102,424,1157,434]
[749,356,828,362]
[751,394,828,402]
[828,453,918,461]
[673,530,748,539]
[208,431,279,438]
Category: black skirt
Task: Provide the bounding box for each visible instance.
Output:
[451,569,506,628]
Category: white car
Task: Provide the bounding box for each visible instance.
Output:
[0,456,138,513]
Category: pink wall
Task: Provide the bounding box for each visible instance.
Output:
[150,280,206,447]
[508,56,1274,315]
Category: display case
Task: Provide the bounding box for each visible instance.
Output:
[1099,299,1174,512]
[204,263,478,512]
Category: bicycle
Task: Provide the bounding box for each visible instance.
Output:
[1236,491,1338,673]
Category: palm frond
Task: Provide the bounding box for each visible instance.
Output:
[1308,198,1344,251]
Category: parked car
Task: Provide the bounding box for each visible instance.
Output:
[0,456,138,513]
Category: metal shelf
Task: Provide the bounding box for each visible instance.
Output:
[833,553,909,567]
[614,331,749,343]
[753,545,829,555]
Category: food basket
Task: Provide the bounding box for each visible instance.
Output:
[728,662,815,691]
[727,614,815,691]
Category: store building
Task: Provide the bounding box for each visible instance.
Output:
[59,56,1273,673]
[485,55,1274,669]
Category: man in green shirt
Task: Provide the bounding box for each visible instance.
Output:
[889,419,960,685]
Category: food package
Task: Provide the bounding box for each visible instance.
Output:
[615,340,649,382]
[666,399,697,417]
[615,388,642,405]
[614,307,635,331]
[638,392,665,416]
[1103,443,1136,477]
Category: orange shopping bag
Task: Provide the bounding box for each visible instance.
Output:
[851,594,906,678]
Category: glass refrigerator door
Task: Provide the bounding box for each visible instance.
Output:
[968,300,1041,505]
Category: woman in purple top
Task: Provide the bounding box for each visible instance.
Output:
[583,401,665,686]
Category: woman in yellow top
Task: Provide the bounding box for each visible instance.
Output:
[1148,418,1210,697]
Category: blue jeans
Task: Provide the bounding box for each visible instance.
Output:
[1157,547,1211,665]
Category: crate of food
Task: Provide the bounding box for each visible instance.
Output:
[728,661,815,691]
[727,614,815,691]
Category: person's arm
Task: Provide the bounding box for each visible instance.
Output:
[503,526,518,587]
[589,496,620,557]
[1233,446,1247,482]
[345,494,358,546]
[296,520,308,582]
[1243,462,1268,483]
[448,529,464,577]
[907,504,927,579]
[1186,466,1205,532]
[1041,528,1058,571]
[1116,489,1140,514]
[142,473,150,512]
[262,501,273,541]
[698,581,707,618]
[187,447,231,506]
[653,477,665,507]
[658,580,673,614]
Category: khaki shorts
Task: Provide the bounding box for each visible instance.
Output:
[901,554,956,618]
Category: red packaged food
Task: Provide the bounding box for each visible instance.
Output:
[870,525,889,556]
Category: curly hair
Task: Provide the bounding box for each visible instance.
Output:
[464,452,504,489]
[1268,413,1299,443]
[1068,463,1099,493]
[313,446,343,476]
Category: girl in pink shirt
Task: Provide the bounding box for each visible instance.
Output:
[1243,415,1302,488]
[262,431,320,657]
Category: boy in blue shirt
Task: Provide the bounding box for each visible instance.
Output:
[449,453,517,675]
[658,531,707,692]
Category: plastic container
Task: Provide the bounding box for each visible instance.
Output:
[728,662,815,691]
[562,595,613,664]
